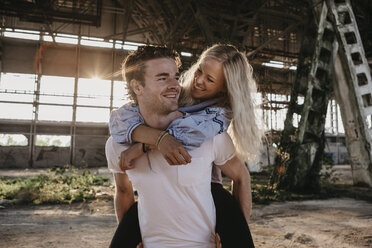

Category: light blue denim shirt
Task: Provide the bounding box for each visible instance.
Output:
[109,98,232,150]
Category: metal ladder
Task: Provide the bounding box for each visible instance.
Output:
[273,1,338,191]
[327,0,372,186]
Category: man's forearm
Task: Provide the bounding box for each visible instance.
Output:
[232,174,252,223]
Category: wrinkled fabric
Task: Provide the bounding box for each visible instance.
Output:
[109,104,144,145]
[109,100,232,150]
[178,98,221,113]
[167,107,232,150]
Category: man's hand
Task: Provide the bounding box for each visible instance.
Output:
[158,134,192,165]
[119,143,143,171]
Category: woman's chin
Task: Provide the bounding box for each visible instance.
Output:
[191,91,198,99]
[191,90,203,99]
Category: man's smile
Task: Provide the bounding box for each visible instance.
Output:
[162,93,178,98]
[162,90,179,100]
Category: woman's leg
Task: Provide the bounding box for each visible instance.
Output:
[211,182,255,248]
[110,202,142,248]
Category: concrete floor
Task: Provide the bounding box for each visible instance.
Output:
[2,165,372,248]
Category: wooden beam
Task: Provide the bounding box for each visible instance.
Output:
[247,22,301,58]
[104,27,153,39]
[120,0,133,43]
[192,6,215,44]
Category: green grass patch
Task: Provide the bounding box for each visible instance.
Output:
[250,172,295,204]
[0,167,110,205]
[249,171,372,204]
[222,172,308,204]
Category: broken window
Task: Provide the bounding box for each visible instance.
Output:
[0,134,28,146]
[35,135,70,147]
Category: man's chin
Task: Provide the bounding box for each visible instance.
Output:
[164,98,179,108]
[169,104,179,112]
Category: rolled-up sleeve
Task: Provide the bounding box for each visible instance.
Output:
[109,103,144,145]
[167,107,232,150]
[213,132,236,166]
[105,136,129,174]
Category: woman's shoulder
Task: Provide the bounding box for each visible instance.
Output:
[179,97,229,113]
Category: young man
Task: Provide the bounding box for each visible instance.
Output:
[106,46,252,247]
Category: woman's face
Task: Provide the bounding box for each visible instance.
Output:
[191,57,226,100]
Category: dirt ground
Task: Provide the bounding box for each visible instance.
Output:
[1,166,372,248]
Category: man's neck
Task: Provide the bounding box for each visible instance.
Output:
[138,104,181,130]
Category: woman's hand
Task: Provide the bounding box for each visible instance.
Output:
[216,233,222,248]
[158,134,192,165]
[119,143,143,171]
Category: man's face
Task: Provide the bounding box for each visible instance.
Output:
[138,58,180,114]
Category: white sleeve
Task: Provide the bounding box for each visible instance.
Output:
[105,136,129,174]
[213,131,236,166]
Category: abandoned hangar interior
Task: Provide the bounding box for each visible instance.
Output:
[0,0,371,186]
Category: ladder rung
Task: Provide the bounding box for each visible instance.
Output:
[317,61,332,71]
[339,25,356,34]
[355,64,371,76]
[324,21,334,32]
[312,78,325,91]
[363,106,372,116]
[357,85,372,96]
[310,106,323,114]
[349,43,362,54]
[321,41,334,52]
[336,4,349,13]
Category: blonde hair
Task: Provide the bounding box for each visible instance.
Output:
[179,44,264,162]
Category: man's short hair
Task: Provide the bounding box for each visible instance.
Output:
[123,45,181,104]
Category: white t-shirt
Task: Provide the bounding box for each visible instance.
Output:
[106,132,235,248]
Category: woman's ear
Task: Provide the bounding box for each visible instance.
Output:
[130,79,144,96]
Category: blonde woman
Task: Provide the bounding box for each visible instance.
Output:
[109,44,262,248]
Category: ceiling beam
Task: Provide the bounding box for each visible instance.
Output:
[247,22,301,58]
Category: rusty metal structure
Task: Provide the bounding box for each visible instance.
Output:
[273,0,372,190]
[329,0,372,187]
[272,1,338,192]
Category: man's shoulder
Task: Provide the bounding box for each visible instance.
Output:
[212,131,233,146]
[106,136,130,151]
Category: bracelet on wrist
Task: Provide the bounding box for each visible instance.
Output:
[142,143,150,153]
[156,131,169,150]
